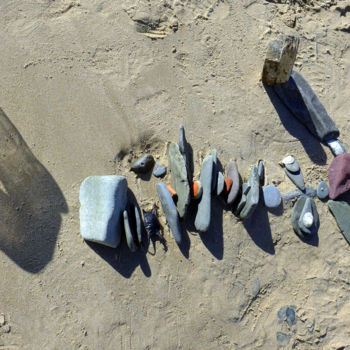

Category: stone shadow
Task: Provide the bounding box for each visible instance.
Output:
[0,108,68,273]
[264,83,327,166]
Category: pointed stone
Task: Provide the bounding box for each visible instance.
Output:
[285,167,305,191]
[317,181,329,200]
[123,210,137,252]
[216,171,225,196]
[328,153,350,200]
[211,149,218,193]
[262,36,299,86]
[179,125,186,155]
[79,175,127,248]
[157,182,182,244]
[195,155,214,232]
[168,142,190,218]
[178,125,193,184]
[328,200,350,244]
[258,160,265,185]
[131,154,155,174]
[226,160,240,204]
[240,166,260,220]
[292,196,319,239]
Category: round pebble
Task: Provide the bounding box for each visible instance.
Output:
[317,181,329,200]
[263,185,281,208]
[153,165,167,178]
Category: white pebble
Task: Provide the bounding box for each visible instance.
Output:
[302,212,314,228]
[282,155,295,165]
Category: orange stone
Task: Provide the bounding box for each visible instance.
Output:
[166,185,177,198]
[223,177,233,195]
[190,181,201,198]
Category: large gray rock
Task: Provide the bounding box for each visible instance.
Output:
[226,160,240,204]
[79,175,127,247]
[240,166,260,220]
[328,200,350,244]
[195,155,214,232]
[168,142,190,218]
[157,182,182,244]
[262,36,299,86]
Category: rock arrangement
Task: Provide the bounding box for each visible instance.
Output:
[78,35,350,253]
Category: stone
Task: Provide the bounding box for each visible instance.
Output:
[278,305,297,326]
[327,139,346,157]
[211,149,218,193]
[178,125,193,184]
[272,70,340,142]
[284,167,305,191]
[292,196,319,239]
[328,200,350,244]
[131,154,155,174]
[190,180,202,199]
[276,332,291,345]
[297,197,314,235]
[153,165,167,178]
[236,183,249,215]
[195,155,214,232]
[317,181,329,200]
[134,205,142,245]
[168,142,190,218]
[123,210,137,252]
[178,124,186,155]
[79,175,127,248]
[216,171,225,196]
[251,278,260,297]
[226,160,240,204]
[262,36,299,85]
[282,155,300,173]
[157,182,182,244]
[263,185,281,208]
[240,166,260,220]
[328,153,350,199]
[282,187,316,202]
[258,160,264,185]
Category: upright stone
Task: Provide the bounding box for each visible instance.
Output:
[195,155,214,232]
[240,166,260,220]
[168,142,190,218]
[211,149,218,193]
[79,175,128,247]
[328,200,350,244]
[262,36,299,85]
[226,160,240,204]
[123,210,137,252]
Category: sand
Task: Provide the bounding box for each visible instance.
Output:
[0,0,350,348]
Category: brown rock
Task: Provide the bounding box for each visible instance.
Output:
[328,153,350,199]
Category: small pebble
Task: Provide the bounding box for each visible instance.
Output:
[278,305,297,326]
[153,165,167,178]
[131,154,155,174]
[263,185,281,208]
[317,181,329,200]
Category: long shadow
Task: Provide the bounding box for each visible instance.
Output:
[264,84,327,165]
[242,196,275,255]
[0,108,68,273]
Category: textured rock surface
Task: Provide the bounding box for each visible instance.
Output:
[195,155,213,232]
[168,142,190,218]
[328,153,350,199]
[80,175,127,247]
[157,182,182,244]
[328,200,350,244]
[226,160,240,204]
[262,36,299,85]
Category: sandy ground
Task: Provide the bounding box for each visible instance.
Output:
[0,0,350,348]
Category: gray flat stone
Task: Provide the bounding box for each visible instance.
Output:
[157,182,182,244]
[262,36,299,85]
[123,210,137,252]
[292,196,319,239]
[263,185,281,208]
[226,160,240,204]
[131,154,155,174]
[168,142,190,218]
[285,167,305,191]
[134,205,142,245]
[283,156,300,173]
[317,181,329,200]
[195,155,214,232]
[211,149,218,193]
[282,187,316,202]
[216,171,225,196]
[328,200,350,244]
[153,165,167,178]
[79,175,127,247]
[258,160,264,185]
[240,166,259,220]
[236,183,248,215]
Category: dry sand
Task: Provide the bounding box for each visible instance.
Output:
[0,0,350,348]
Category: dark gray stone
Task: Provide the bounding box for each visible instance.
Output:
[258,160,264,185]
[240,166,259,220]
[278,305,297,326]
[195,155,214,232]
[236,183,248,215]
[262,36,299,85]
[178,124,186,155]
[282,187,316,203]
[328,200,350,244]
[80,175,128,248]
[178,125,193,184]
[273,70,340,142]
[263,185,281,208]
[285,167,305,191]
[153,165,167,178]
[131,154,155,174]
[226,160,240,204]
[317,181,329,200]
[216,171,225,196]
[123,210,137,252]
[157,182,182,244]
[168,142,190,218]
[135,205,142,245]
